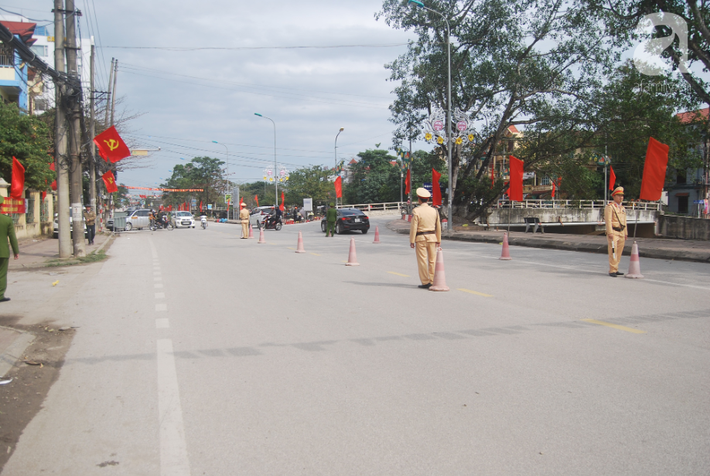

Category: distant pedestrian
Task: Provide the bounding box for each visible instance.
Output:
[239,202,250,239]
[85,205,96,245]
[409,188,441,288]
[325,202,337,237]
[0,196,19,302]
[605,186,628,277]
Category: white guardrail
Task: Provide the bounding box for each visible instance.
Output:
[340,200,662,212]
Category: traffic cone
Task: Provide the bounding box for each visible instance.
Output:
[248,224,254,239]
[258,227,266,244]
[295,231,305,253]
[408,214,412,222]
[499,232,512,260]
[429,247,450,292]
[373,226,380,244]
[625,241,644,279]
[345,238,360,266]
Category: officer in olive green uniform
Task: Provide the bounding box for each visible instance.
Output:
[605,186,628,277]
[239,203,250,239]
[325,202,337,237]
[0,196,20,302]
[409,188,441,288]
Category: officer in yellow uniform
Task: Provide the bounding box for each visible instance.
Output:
[605,186,628,277]
[0,196,20,302]
[409,188,441,288]
[239,202,250,239]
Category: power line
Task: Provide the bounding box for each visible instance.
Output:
[101,43,408,51]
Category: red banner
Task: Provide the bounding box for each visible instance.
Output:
[0,197,25,214]
[124,186,204,192]
[279,191,285,211]
[255,194,259,207]
[508,155,524,201]
[93,126,131,163]
[432,169,442,206]
[334,176,342,198]
[11,157,25,199]
[405,168,411,195]
[102,170,118,193]
[639,137,669,201]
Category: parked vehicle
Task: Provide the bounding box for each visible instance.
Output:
[321,208,370,234]
[124,209,152,231]
[172,211,195,229]
[52,213,87,238]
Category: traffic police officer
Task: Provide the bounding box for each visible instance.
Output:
[325,202,337,237]
[409,188,441,288]
[239,202,250,239]
[605,186,628,277]
[0,196,19,302]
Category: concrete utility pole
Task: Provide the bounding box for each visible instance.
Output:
[104,58,114,127]
[89,40,97,219]
[65,0,85,257]
[54,0,71,258]
[110,59,118,126]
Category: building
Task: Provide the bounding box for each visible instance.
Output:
[0,20,36,111]
[671,107,709,216]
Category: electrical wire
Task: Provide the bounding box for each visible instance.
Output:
[101,43,408,51]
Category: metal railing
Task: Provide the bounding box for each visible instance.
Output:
[338,202,404,212]
[494,199,662,211]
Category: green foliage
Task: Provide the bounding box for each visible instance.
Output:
[344,149,401,203]
[0,102,53,191]
[284,165,333,207]
[160,156,227,207]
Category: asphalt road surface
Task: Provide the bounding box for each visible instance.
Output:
[4,217,709,475]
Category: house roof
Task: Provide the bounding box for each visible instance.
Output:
[349,159,357,165]
[0,21,37,46]
[676,107,709,124]
[508,125,519,134]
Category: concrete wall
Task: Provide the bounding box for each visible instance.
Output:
[659,215,710,240]
[484,207,657,226]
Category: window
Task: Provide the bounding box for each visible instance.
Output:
[678,195,689,214]
[541,176,551,185]
[30,45,48,57]
[26,197,35,223]
[0,43,14,66]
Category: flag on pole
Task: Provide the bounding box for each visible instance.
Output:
[405,168,411,195]
[102,170,118,193]
[609,166,616,191]
[280,191,285,212]
[551,181,556,198]
[508,155,524,201]
[10,157,25,199]
[639,137,669,201]
[255,195,259,207]
[491,166,495,189]
[93,126,131,163]
[199,201,203,212]
[432,169,442,206]
[334,176,343,198]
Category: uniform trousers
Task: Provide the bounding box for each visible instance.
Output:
[415,240,437,285]
[326,221,336,236]
[241,222,249,238]
[0,257,8,299]
[607,232,626,273]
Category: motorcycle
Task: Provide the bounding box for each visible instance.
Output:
[150,216,174,231]
[200,216,208,229]
[259,214,283,231]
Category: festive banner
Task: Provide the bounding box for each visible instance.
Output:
[405,168,411,195]
[11,157,25,199]
[255,195,259,207]
[334,176,342,198]
[279,191,285,212]
[93,126,131,163]
[124,186,204,192]
[508,155,524,202]
[102,170,118,193]
[0,197,25,214]
[432,169,442,206]
[639,137,669,201]
[609,166,616,191]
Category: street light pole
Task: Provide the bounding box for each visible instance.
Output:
[409,0,453,231]
[335,127,344,206]
[254,113,278,207]
[212,140,229,218]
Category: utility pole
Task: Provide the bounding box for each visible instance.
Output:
[110,59,118,126]
[104,58,114,127]
[54,0,71,258]
[65,0,85,257]
[89,40,97,220]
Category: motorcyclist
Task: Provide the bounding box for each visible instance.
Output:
[200,212,208,228]
[266,206,282,228]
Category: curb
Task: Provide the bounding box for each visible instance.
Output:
[15,233,115,270]
[387,222,710,263]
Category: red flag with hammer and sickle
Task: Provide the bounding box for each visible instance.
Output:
[93,126,131,163]
[102,171,118,193]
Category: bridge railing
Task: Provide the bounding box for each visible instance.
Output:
[338,202,403,213]
[494,199,662,211]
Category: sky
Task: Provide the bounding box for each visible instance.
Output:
[7,0,419,196]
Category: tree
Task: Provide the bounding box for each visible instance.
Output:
[0,102,53,191]
[160,156,227,208]
[284,165,333,206]
[344,149,400,204]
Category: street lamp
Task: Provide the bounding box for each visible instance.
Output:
[408,0,453,231]
[254,113,278,207]
[212,140,229,218]
[335,127,344,206]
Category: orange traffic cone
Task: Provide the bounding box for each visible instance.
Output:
[373,226,380,244]
[248,224,254,239]
[295,231,305,253]
[625,241,644,279]
[258,227,266,244]
[429,247,450,292]
[408,214,412,222]
[345,238,360,266]
[500,232,512,260]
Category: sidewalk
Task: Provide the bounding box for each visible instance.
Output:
[9,231,112,270]
[387,219,710,263]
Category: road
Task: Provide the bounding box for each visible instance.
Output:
[3,217,710,475]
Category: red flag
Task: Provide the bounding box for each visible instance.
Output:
[255,195,259,207]
[199,201,203,212]
[280,191,285,212]
[93,126,131,163]
[183,202,188,211]
[42,191,47,201]
[239,197,244,209]
[491,166,495,189]
[552,181,556,198]
[405,168,411,195]
[640,137,669,201]
[160,205,164,211]
[10,157,25,199]
[168,205,172,212]
[334,176,342,198]
[609,166,616,191]
[508,155,524,201]
[102,170,118,193]
[50,162,55,171]
[432,169,442,206]
[51,180,57,191]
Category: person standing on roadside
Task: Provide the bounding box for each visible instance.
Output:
[409,188,441,288]
[0,196,19,302]
[605,186,628,277]
[85,205,96,245]
[325,202,337,237]
[239,202,250,239]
